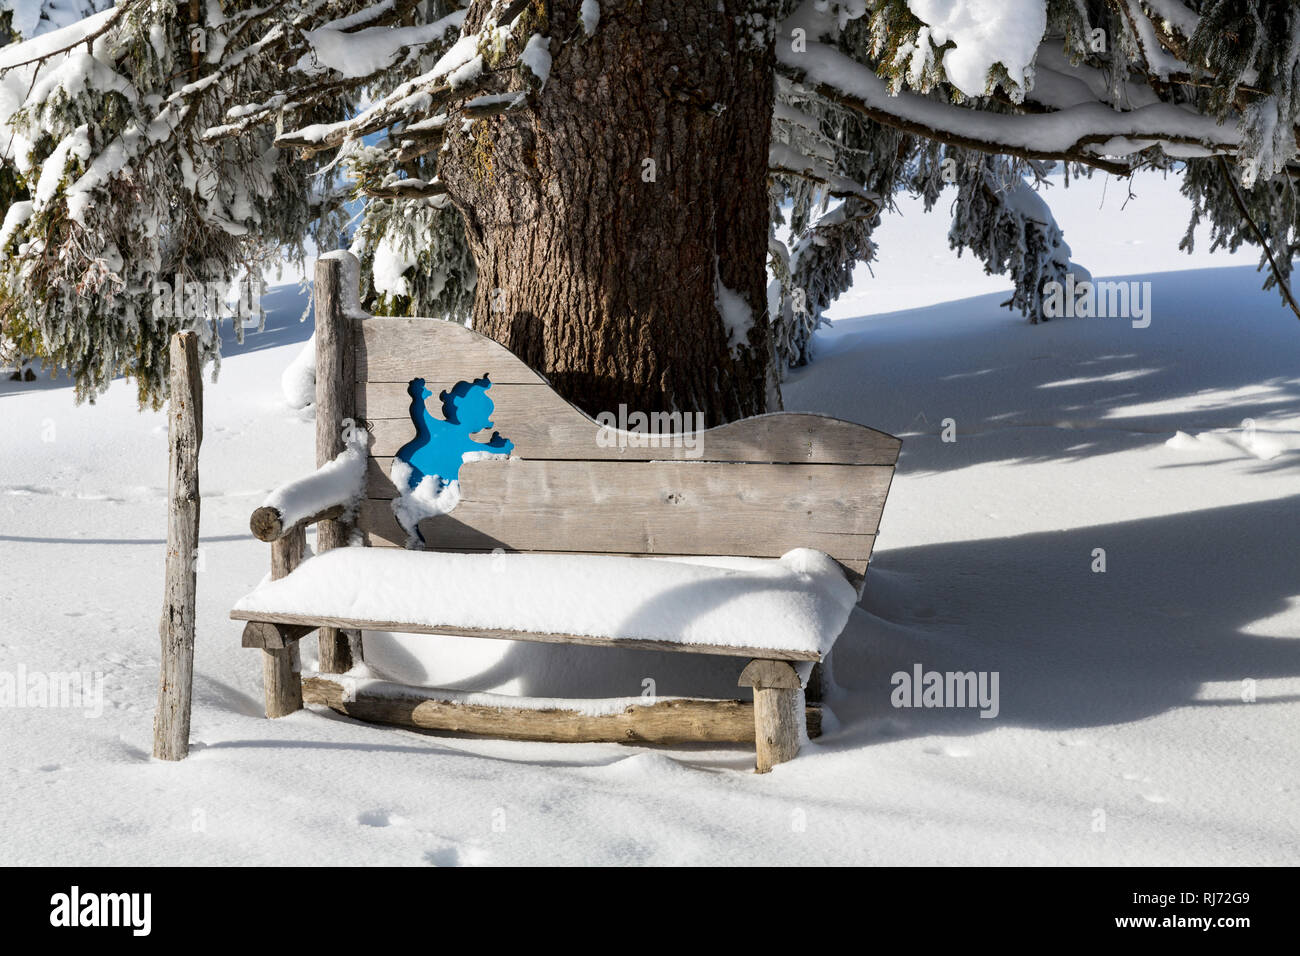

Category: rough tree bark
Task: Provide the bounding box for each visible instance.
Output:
[438,0,781,425]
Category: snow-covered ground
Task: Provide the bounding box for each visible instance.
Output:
[2,171,1297,865]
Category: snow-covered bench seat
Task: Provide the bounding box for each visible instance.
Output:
[233,548,858,660]
[232,254,901,771]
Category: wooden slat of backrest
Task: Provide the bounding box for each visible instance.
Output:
[355,318,901,465]
[355,528,872,584]
[361,458,887,554]
[352,316,899,577]
[366,458,889,531]
[349,526,872,580]
[359,496,876,565]
[358,318,546,385]
[361,383,901,464]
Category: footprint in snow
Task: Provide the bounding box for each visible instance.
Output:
[357,809,406,828]
[424,847,461,867]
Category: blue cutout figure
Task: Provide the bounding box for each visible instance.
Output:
[395,375,514,490]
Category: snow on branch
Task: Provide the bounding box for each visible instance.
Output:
[1120,0,1194,81]
[272,46,497,154]
[199,2,461,143]
[902,0,1046,102]
[947,157,1079,322]
[1142,0,1201,39]
[0,1,135,75]
[776,37,1240,175]
[296,5,466,79]
[270,0,541,156]
[770,141,881,203]
[769,196,879,373]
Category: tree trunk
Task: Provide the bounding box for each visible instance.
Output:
[438,0,780,426]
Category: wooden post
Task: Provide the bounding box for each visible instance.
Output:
[262,524,305,717]
[739,659,803,773]
[314,255,358,673]
[154,332,202,761]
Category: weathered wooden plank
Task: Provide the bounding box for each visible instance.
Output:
[357,495,876,564]
[365,409,901,465]
[302,676,823,744]
[368,458,891,529]
[354,510,873,584]
[353,532,871,584]
[315,256,358,675]
[367,458,890,524]
[363,458,887,543]
[154,331,202,762]
[359,380,900,466]
[357,317,547,385]
[230,609,823,662]
[351,533,871,583]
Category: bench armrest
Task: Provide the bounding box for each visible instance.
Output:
[249,437,368,542]
[250,503,347,542]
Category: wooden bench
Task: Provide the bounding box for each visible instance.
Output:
[231,253,900,771]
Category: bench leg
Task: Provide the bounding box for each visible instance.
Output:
[261,527,305,717]
[753,685,801,772]
[739,659,803,773]
[315,516,357,673]
[317,627,353,674]
[262,645,303,718]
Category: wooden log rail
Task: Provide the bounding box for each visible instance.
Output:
[249,503,345,542]
[302,675,822,746]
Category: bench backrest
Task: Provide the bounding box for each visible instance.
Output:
[315,257,900,588]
